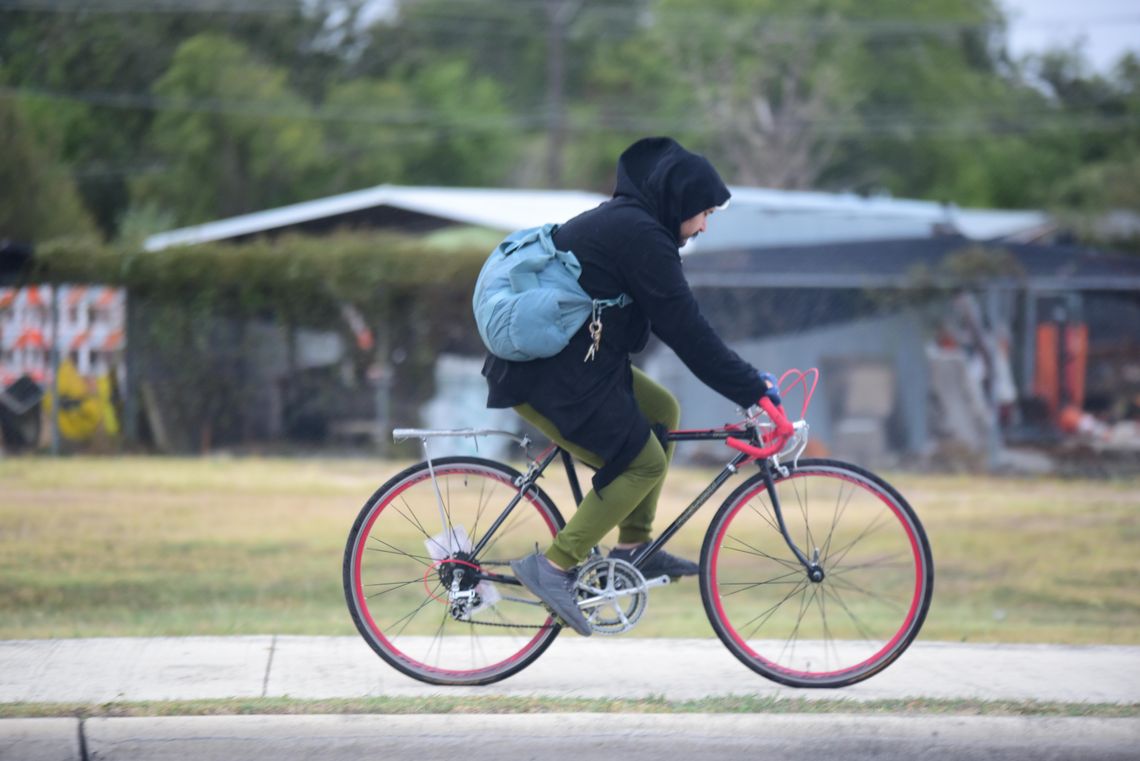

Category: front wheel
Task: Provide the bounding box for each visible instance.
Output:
[700,459,934,688]
[344,456,565,685]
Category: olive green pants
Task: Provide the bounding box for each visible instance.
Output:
[514,367,680,569]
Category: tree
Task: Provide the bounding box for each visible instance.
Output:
[321,78,422,190]
[322,58,516,189]
[579,0,1024,196]
[0,97,97,241]
[400,58,517,185]
[0,2,345,235]
[616,0,864,189]
[1042,53,1140,210]
[1038,53,1140,250]
[356,0,652,188]
[135,34,329,225]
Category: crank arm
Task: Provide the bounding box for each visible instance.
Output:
[576,574,670,609]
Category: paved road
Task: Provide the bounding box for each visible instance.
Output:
[3,637,1139,760]
[4,714,1140,761]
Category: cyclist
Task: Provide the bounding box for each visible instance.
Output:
[484,136,780,636]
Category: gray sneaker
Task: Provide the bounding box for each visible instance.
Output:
[609,543,700,579]
[510,550,592,637]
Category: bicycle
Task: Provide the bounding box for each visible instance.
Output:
[343,369,934,688]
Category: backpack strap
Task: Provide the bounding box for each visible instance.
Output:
[503,223,634,310]
[593,293,633,310]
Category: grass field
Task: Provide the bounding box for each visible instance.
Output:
[1,456,1138,644]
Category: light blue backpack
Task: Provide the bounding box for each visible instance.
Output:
[472,223,632,362]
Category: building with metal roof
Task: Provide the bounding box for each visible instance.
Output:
[144,183,1053,252]
[142,183,1136,467]
[684,235,1140,292]
[660,235,1140,468]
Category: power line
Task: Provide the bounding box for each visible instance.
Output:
[3,0,1139,31]
[0,0,305,14]
[3,84,1137,138]
[0,85,548,129]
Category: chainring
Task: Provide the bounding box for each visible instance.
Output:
[576,556,649,635]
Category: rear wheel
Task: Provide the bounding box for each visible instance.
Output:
[701,459,933,688]
[344,456,564,685]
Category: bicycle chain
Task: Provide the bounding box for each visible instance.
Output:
[460,619,555,630]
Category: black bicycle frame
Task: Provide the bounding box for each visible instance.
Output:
[471,428,818,584]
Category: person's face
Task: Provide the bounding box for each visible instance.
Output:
[680,208,715,244]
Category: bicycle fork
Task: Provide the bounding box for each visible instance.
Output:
[758,462,825,583]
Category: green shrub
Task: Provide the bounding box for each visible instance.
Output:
[27,233,489,452]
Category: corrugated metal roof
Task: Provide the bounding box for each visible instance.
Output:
[144,185,608,251]
[686,188,1051,253]
[144,183,1053,252]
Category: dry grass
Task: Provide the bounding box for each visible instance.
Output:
[1,456,1137,643]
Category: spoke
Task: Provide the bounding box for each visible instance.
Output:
[479,505,536,559]
[789,476,817,563]
[423,606,451,667]
[477,474,494,517]
[719,569,804,597]
[386,595,438,638]
[826,511,891,571]
[442,476,454,539]
[747,496,781,534]
[737,577,810,640]
[777,582,819,667]
[721,536,803,572]
[821,582,882,643]
[827,552,915,576]
[366,536,433,567]
[470,474,496,545]
[819,583,839,672]
[364,578,423,600]
[820,478,860,567]
[469,620,478,669]
[826,574,908,613]
[394,497,451,557]
[461,609,494,670]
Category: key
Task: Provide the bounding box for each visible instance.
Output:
[584,318,602,362]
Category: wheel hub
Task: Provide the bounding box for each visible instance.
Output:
[436,552,480,592]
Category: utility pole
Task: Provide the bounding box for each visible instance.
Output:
[544,0,579,188]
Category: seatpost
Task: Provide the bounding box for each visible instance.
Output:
[560,449,584,506]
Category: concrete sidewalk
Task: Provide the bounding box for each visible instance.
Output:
[2,636,1138,705]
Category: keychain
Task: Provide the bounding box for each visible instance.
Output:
[584,303,603,362]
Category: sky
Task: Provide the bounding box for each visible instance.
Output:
[1002,0,1140,72]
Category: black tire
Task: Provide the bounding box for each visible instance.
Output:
[344,456,565,685]
[700,458,934,688]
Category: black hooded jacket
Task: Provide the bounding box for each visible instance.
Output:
[483,137,767,489]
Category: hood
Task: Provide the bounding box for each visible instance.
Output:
[613,137,731,246]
